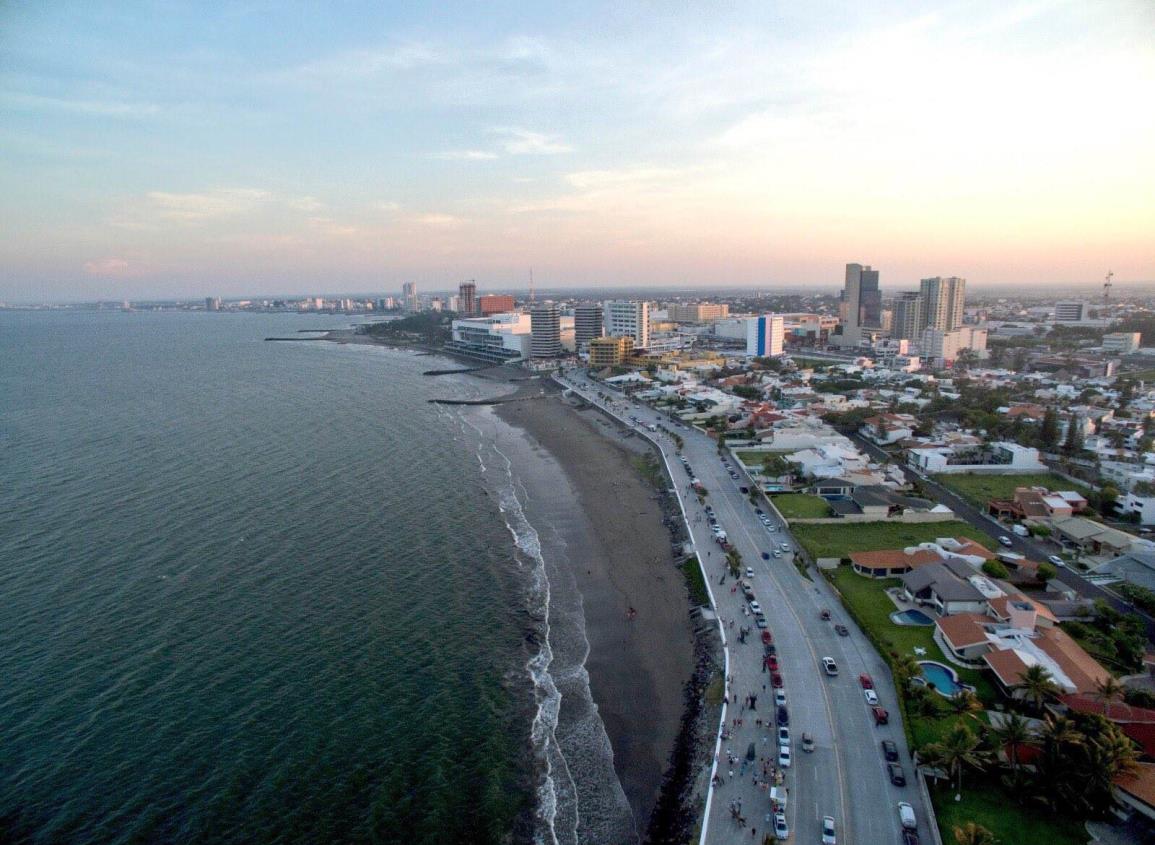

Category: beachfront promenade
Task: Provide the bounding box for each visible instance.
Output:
[556,371,928,845]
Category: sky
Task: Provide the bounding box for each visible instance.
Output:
[1,0,1153,302]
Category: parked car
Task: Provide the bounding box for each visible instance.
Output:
[777,744,791,767]
[761,630,772,645]
[864,689,880,706]
[749,600,762,615]
[822,656,838,676]
[801,733,815,752]
[755,617,768,629]
[881,739,899,761]
[778,726,790,745]
[998,535,1014,548]
[859,673,874,689]
[771,672,784,688]
[902,830,920,845]
[776,705,789,726]
[821,815,836,845]
[773,812,789,840]
[898,801,917,830]
[766,655,779,671]
[745,567,754,578]
[1048,555,1067,567]
[872,706,890,726]
[888,763,906,786]
[775,689,787,706]
[834,624,849,637]
[772,551,783,559]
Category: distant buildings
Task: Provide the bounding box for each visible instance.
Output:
[1104,332,1141,355]
[836,262,881,346]
[478,295,514,316]
[1054,301,1088,322]
[205,297,222,311]
[907,442,1046,475]
[574,304,604,352]
[530,302,562,358]
[402,282,418,313]
[745,314,785,357]
[919,276,966,331]
[447,312,531,362]
[604,300,651,349]
[589,335,634,368]
[890,292,923,341]
[458,281,477,316]
[668,303,729,323]
[920,326,987,368]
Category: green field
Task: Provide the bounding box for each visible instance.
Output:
[732,449,789,465]
[770,494,831,519]
[792,520,989,561]
[934,473,1086,508]
[930,780,1086,845]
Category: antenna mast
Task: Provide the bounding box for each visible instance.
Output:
[1103,270,1114,304]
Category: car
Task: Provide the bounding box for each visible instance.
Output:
[774,689,786,706]
[766,655,779,671]
[745,567,754,578]
[822,656,838,676]
[764,643,777,656]
[761,551,770,560]
[859,673,874,689]
[801,733,815,752]
[998,535,1014,548]
[749,600,762,615]
[872,706,890,726]
[772,551,782,558]
[777,726,790,745]
[773,812,789,840]
[730,472,739,479]
[762,630,773,645]
[776,705,789,726]
[755,616,768,629]
[771,672,784,688]
[779,542,790,551]
[754,508,764,515]
[1048,554,1067,567]
[864,689,880,705]
[740,486,749,494]
[834,624,849,636]
[777,744,791,767]
[898,801,917,830]
[768,525,779,533]
[821,815,836,845]
[881,739,899,761]
[820,608,832,620]
[902,830,920,845]
[888,763,907,786]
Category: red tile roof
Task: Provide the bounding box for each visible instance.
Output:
[1036,627,1112,695]
[1114,763,1155,810]
[849,548,942,571]
[983,649,1030,687]
[937,613,991,649]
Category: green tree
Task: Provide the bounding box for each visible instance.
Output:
[1094,676,1126,720]
[1063,417,1085,454]
[1039,408,1060,449]
[933,721,985,799]
[1036,562,1057,583]
[988,712,1034,776]
[1017,664,1061,711]
[981,560,1009,579]
[947,689,984,721]
[761,454,791,478]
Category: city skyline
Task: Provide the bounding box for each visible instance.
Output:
[2,1,1153,302]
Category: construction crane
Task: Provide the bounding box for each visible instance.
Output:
[529,268,535,304]
[1104,270,1114,304]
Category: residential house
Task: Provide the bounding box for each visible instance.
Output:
[901,559,1001,614]
[1097,551,1155,592]
[988,487,1088,521]
[907,442,1047,474]
[860,413,917,446]
[1051,516,1136,557]
[982,625,1112,698]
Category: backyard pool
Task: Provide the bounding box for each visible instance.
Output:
[917,661,966,696]
[890,609,935,626]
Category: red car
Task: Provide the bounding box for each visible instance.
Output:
[761,630,773,645]
[771,672,784,688]
[766,656,779,672]
[859,673,874,690]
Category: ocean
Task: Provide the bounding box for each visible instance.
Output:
[0,311,630,845]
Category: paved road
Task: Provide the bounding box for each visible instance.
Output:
[558,374,927,845]
[849,433,1155,640]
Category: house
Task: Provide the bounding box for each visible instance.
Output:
[935,613,994,663]
[983,625,1112,698]
[1113,763,1155,825]
[860,413,917,446]
[1097,551,1155,592]
[1052,516,1136,556]
[849,547,943,578]
[901,559,1001,615]
[988,487,1089,521]
[1061,696,1155,760]
[907,442,1047,475]
[847,485,943,518]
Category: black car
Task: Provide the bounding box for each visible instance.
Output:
[881,739,899,762]
[776,705,789,727]
[888,763,906,786]
[834,624,849,636]
[902,831,920,845]
[764,643,777,656]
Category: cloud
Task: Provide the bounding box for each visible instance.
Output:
[492,128,573,155]
[286,195,326,212]
[146,188,272,221]
[373,201,402,211]
[412,213,466,227]
[2,91,162,118]
[433,149,499,160]
[83,257,132,276]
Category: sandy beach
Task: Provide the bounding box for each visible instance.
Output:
[495,383,696,836]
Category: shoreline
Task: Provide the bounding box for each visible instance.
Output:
[491,377,701,839]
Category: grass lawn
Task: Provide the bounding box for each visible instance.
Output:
[934,473,1087,508]
[771,493,831,519]
[929,779,1086,845]
[732,448,790,465]
[792,521,989,561]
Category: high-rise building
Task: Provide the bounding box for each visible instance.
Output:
[919,277,966,331]
[530,302,562,358]
[574,304,604,352]
[589,335,633,368]
[479,295,515,316]
[205,297,222,311]
[458,281,477,316]
[745,314,785,357]
[836,263,879,346]
[891,292,924,341]
[603,300,650,349]
[1054,301,1088,322]
[402,282,418,313]
[667,303,730,323]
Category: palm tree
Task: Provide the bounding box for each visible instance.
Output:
[953,822,998,845]
[1093,676,1125,720]
[1039,714,1084,749]
[917,742,948,784]
[893,654,921,688]
[1016,664,1061,712]
[988,713,1034,775]
[947,690,983,721]
[938,721,985,800]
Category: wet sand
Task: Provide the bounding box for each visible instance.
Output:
[497,387,695,834]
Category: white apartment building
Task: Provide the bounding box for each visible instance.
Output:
[745,314,785,357]
[604,300,651,349]
[908,442,1046,474]
[1103,332,1141,355]
[448,312,532,362]
[920,326,988,367]
[667,303,730,323]
[1054,301,1089,322]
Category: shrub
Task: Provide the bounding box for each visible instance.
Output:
[982,560,1009,579]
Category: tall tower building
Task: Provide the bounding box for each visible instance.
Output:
[891,292,924,341]
[402,282,418,313]
[837,263,879,345]
[919,277,966,331]
[574,304,604,352]
[530,302,562,358]
[745,314,785,357]
[603,300,650,349]
[458,281,477,316]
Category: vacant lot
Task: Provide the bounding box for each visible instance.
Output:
[732,448,789,465]
[770,493,831,519]
[934,473,1085,508]
[792,520,989,561]
[930,780,1085,845]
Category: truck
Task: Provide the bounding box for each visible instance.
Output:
[770,786,788,811]
[1012,524,1030,537]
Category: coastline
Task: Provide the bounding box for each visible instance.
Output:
[492,379,697,838]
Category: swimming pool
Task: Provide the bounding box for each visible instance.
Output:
[890,609,935,626]
[918,661,965,696]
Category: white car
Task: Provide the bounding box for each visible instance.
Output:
[898,801,917,830]
[778,744,791,767]
[822,815,837,845]
[778,726,790,745]
[772,551,782,559]
[998,535,1014,548]
[780,542,791,551]
[775,689,787,706]
[822,656,839,676]
[1048,555,1067,567]
[864,689,880,706]
[745,567,754,578]
[773,812,789,840]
